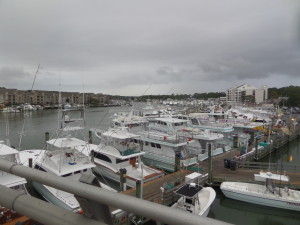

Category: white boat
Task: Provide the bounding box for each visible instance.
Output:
[172,182,216,217]
[1,107,21,113]
[145,117,225,162]
[110,111,149,134]
[137,131,197,172]
[79,128,165,189]
[0,141,31,225]
[137,117,199,171]
[0,141,27,190]
[220,172,300,211]
[18,148,96,213]
[174,114,234,153]
[18,108,115,213]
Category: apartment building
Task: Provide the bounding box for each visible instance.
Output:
[226,84,268,104]
[0,88,109,105]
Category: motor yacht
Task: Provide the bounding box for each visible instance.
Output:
[78,128,165,190]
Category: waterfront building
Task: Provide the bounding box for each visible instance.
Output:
[226,84,268,104]
[0,87,108,106]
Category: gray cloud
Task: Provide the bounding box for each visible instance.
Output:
[0,67,32,88]
[0,0,300,95]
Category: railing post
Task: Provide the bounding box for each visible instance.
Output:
[233,135,238,148]
[208,143,213,185]
[254,138,259,161]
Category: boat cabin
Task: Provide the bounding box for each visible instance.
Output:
[149,117,189,135]
[0,142,27,189]
[110,114,149,133]
[32,149,95,178]
[92,129,145,171]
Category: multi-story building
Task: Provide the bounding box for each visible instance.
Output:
[226,84,268,104]
[0,88,109,106]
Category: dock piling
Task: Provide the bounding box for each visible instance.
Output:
[89,130,93,144]
[208,143,213,184]
[174,152,181,172]
[119,168,127,192]
[45,132,49,142]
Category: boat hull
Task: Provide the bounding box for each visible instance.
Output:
[221,182,300,211]
[32,182,80,212]
[142,153,197,172]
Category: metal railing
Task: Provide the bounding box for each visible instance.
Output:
[236,161,300,173]
[0,158,231,225]
[0,185,104,225]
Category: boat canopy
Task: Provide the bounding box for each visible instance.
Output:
[174,183,203,199]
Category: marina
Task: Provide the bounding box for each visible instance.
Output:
[0,104,300,225]
[1,2,300,224]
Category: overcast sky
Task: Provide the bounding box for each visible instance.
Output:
[0,0,300,96]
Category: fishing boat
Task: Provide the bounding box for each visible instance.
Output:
[172,182,216,217]
[110,110,149,134]
[143,117,225,163]
[78,128,165,189]
[18,147,96,213]
[0,141,27,190]
[220,172,300,211]
[18,108,115,213]
[0,141,37,224]
[137,130,197,172]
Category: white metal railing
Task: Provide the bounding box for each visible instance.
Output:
[0,158,232,225]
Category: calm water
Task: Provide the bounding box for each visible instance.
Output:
[1,107,300,225]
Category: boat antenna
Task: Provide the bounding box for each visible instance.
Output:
[82,77,85,127]
[18,64,40,150]
[5,113,10,146]
[58,73,62,130]
[142,84,152,96]
[31,64,40,91]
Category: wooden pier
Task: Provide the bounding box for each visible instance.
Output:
[198,149,300,189]
[122,170,189,206]
[123,130,300,206]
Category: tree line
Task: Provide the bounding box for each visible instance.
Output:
[108,86,300,107]
[268,86,300,107]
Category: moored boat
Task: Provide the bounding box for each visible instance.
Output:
[172,179,216,217]
[221,172,300,211]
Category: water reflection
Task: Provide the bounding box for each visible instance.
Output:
[209,189,300,225]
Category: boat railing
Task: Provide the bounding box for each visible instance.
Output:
[199,122,233,129]
[143,132,189,144]
[145,150,174,161]
[236,161,300,174]
[120,148,141,156]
